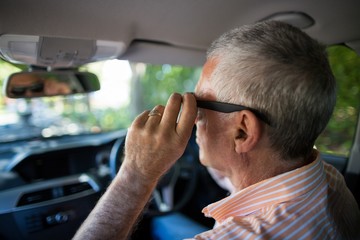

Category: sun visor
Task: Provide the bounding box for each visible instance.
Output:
[260,12,314,29]
[119,40,206,67]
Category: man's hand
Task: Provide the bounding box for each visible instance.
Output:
[73,93,197,240]
[123,92,197,181]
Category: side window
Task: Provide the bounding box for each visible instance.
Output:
[315,45,360,157]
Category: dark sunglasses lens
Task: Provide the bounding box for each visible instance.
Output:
[11,87,26,96]
[29,83,44,93]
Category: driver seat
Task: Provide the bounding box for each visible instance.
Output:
[151,213,209,240]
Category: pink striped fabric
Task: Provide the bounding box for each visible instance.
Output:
[192,152,360,239]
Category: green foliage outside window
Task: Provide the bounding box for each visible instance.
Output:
[315,45,360,156]
[137,63,201,108]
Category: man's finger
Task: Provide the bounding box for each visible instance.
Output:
[146,105,165,129]
[160,93,183,130]
[176,93,197,137]
[131,110,151,129]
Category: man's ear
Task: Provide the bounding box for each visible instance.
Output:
[234,110,262,154]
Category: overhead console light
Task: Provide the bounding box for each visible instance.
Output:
[261,12,315,29]
[0,34,127,68]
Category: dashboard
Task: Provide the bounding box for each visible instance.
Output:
[12,145,110,182]
[0,130,126,240]
[0,128,222,240]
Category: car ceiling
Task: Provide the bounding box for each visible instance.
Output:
[0,0,360,66]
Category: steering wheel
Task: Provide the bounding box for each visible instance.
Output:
[109,130,199,216]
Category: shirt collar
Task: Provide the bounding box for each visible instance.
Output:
[202,152,326,223]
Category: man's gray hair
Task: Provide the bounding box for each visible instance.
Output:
[207,21,336,160]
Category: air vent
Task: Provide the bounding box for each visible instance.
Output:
[17,189,53,206]
[17,182,93,206]
[63,182,92,196]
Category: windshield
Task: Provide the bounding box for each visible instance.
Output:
[0,60,201,142]
[1,46,360,158]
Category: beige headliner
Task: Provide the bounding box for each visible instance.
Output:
[0,0,359,66]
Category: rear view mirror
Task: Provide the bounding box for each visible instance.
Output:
[4,71,100,98]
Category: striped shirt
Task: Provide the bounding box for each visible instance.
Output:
[193,152,360,239]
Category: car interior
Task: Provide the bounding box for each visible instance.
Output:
[0,0,359,239]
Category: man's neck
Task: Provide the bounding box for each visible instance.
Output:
[230,150,317,192]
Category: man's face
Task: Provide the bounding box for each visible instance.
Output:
[195,59,235,172]
[9,73,44,97]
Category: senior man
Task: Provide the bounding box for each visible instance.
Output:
[74,21,360,239]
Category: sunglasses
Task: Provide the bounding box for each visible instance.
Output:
[10,82,44,96]
[196,100,271,125]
